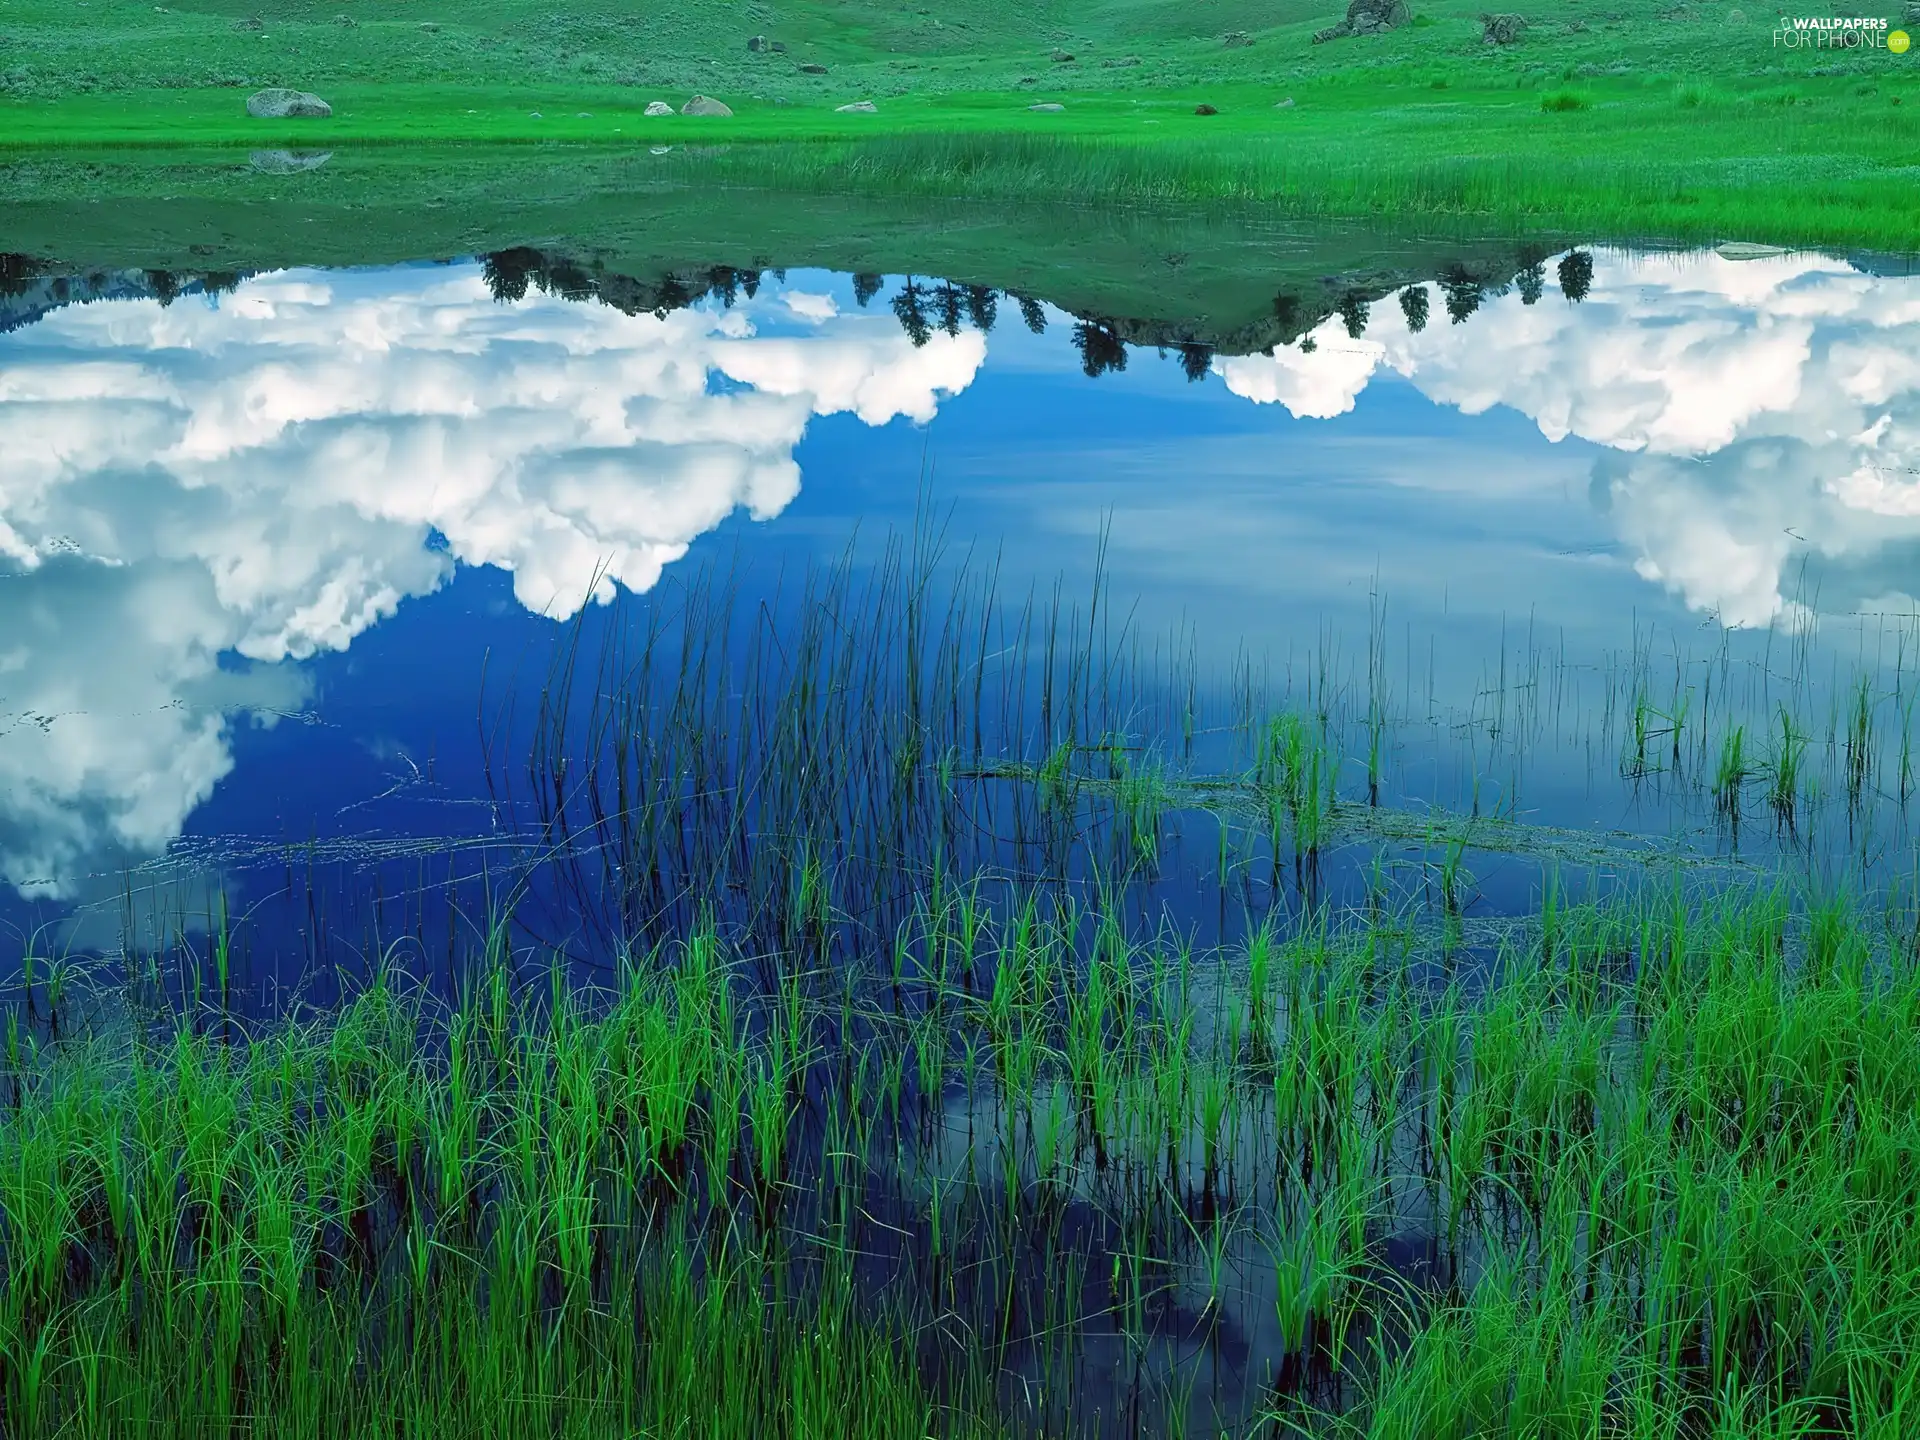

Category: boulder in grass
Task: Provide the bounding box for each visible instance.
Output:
[644,99,673,116]
[747,34,770,51]
[1480,11,1527,42]
[1029,101,1065,111]
[1195,103,1218,114]
[1223,30,1253,47]
[1313,0,1411,41]
[246,87,331,118]
[680,94,732,116]
[797,62,828,74]
[835,100,877,112]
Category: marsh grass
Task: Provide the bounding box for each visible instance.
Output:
[10,539,1920,1436]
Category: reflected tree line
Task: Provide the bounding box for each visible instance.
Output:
[2,245,1599,374]
[0,253,248,333]
[873,249,1597,380]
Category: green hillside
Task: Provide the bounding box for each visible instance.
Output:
[1,0,1916,244]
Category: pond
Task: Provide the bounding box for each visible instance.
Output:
[5,232,1920,1438]
[4,242,1918,946]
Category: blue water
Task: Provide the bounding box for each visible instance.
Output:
[5,248,1920,963]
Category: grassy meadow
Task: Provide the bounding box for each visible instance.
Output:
[1,0,1917,244]
[9,542,1920,1436]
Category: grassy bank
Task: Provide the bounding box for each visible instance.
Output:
[1,0,1917,247]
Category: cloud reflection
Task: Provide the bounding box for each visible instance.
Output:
[1214,249,1920,629]
[0,267,984,893]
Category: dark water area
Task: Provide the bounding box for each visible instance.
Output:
[7,233,1920,1438]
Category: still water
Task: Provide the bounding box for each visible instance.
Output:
[3,244,1919,950]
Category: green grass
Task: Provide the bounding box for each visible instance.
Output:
[11,875,1920,1435]
[1,0,1917,245]
[9,533,1920,1434]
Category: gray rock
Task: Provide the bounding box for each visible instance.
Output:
[418,20,438,32]
[644,100,673,116]
[1029,101,1065,111]
[1275,96,1296,107]
[249,148,332,174]
[245,88,331,118]
[797,62,828,74]
[1195,103,1218,114]
[332,12,355,24]
[747,34,770,51]
[1480,11,1528,42]
[1050,48,1075,61]
[1223,30,1253,47]
[1312,0,1410,41]
[680,94,732,116]
[835,100,878,112]
[771,40,787,52]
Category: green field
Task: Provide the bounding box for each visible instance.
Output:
[2,0,1918,246]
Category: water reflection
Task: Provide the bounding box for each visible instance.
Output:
[3,245,1919,899]
[1220,248,1920,628]
[0,263,983,893]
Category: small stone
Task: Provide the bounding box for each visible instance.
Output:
[1029,101,1065,111]
[835,100,878,112]
[1223,30,1253,47]
[747,34,770,51]
[771,40,787,52]
[644,100,673,116]
[1276,96,1296,107]
[681,94,733,116]
[797,63,828,74]
[332,12,356,24]
[419,21,438,32]
[1050,48,1075,61]
[1194,103,1218,115]
[529,111,542,118]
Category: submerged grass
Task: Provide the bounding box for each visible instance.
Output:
[9,540,1920,1435]
[9,875,1920,1436]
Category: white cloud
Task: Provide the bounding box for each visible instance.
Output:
[0,268,984,894]
[1214,250,1920,629]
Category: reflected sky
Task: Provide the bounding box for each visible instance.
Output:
[2,248,1917,899]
